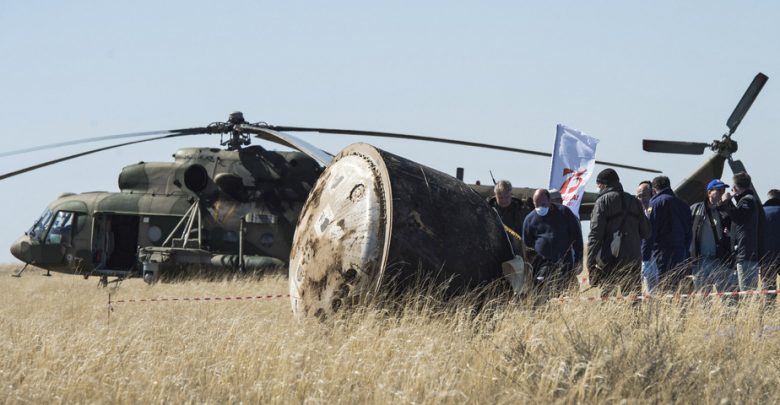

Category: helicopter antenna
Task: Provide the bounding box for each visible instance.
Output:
[489,170,497,185]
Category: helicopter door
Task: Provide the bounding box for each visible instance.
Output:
[92,213,140,270]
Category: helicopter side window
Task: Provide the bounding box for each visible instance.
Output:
[45,211,75,245]
[27,208,54,241]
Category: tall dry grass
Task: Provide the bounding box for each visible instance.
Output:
[1,264,779,404]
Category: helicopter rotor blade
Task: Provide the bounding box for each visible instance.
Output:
[727,72,768,136]
[642,139,710,155]
[0,127,212,158]
[241,124,334,167]
[270,125,660,173]
[0,133,198,181]
[728,158,747,175]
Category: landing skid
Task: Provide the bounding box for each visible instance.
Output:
[11,263,29,277]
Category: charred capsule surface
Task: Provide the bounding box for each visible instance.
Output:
[289,143,513,318]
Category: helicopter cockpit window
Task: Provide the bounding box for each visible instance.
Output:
[45,211,75,245]
[27,208,53,241]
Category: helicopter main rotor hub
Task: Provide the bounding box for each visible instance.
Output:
[220,111,252,150]
[712,135,738,158]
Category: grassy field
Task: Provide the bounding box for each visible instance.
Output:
[2,264,779,404]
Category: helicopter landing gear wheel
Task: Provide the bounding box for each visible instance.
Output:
[142,262,160,285]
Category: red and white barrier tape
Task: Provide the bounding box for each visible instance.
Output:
[105,288,779,307]
[552,289,779,303]
[110,293,290,304]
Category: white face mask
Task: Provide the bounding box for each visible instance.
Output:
[535,206,549,217]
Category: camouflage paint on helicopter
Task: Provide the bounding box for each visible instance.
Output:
[10,143,322,280]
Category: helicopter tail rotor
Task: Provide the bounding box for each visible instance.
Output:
[642,140,711,155]
[727,72,768,136]
[728,158,747,176]
[642,73,768,203]
[642,72,768,159]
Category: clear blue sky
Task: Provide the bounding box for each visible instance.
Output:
[1,1,778,263]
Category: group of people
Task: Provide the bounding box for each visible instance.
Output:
[488,180,583,294]
[488,169,780,296]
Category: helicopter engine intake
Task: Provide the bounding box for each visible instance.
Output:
[175,163,219,201]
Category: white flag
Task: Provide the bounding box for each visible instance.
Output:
[548,124,600,218]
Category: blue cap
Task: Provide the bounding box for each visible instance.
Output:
[706,179,729,191]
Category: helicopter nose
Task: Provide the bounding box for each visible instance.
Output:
[10,235,32,263]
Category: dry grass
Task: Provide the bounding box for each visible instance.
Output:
[2,264,779,404]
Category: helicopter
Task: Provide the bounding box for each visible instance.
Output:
[3,110,662,284]
[5,112,334,283]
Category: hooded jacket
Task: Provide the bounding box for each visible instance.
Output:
[587,183,651,269]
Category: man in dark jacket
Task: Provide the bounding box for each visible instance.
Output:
[523,188,583,294]
[762,189,780,291]
[487,180,532,236]
[720,171,763,291]
[690,179,732,291]
[587,168,651,295]
[647,176,692,290]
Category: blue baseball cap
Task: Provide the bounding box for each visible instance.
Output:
[706,179,729,191]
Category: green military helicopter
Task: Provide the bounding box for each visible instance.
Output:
[5,112,333,283]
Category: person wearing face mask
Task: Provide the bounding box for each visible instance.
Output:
[587,168,651,295]
[522,188,583,294]
[690,179,733,292]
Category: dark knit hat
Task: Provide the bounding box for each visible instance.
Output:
[596,168,619,185]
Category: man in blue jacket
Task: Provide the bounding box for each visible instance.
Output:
[720,171,764,291]
[762,189,780,291]
[522,188,583,294]
[648,176,692,290]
